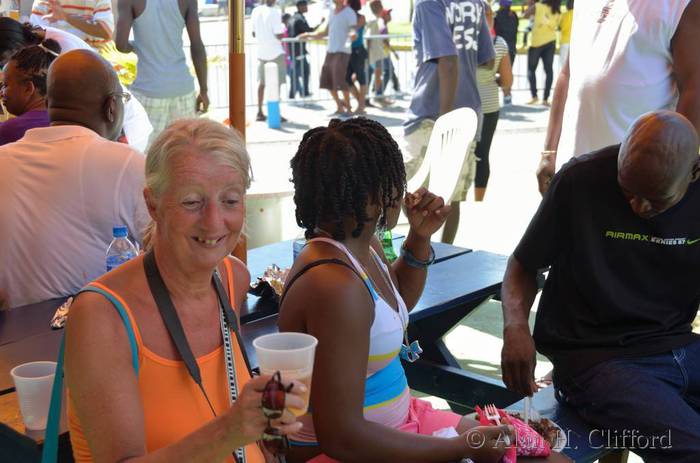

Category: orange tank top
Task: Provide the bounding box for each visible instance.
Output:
[67,260,264,463]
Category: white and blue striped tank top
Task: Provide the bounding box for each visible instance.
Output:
[290,237,411,445]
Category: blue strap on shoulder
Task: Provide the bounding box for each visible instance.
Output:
[41,286,140,463]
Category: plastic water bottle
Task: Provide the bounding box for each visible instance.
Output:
[105,225,138,272]
[381,230,398,263]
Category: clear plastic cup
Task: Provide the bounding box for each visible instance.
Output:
[253,332,318,416]
[10,361,57,430]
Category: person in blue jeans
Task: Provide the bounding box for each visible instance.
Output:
[501,110,700,462]
[287,0,323,98]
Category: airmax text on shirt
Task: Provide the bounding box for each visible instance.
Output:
[604,230,700,246]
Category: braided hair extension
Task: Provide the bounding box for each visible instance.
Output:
[291,117,406,241]
[9,39,61,97]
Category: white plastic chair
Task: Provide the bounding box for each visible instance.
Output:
[406,107,478,203]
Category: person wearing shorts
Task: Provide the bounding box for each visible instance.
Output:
[299,0,356,114]
[251,0,286,122]
[404,0,494,243]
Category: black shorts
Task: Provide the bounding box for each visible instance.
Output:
[345,46,369,86]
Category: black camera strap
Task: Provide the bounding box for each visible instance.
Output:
[143,251,251,462]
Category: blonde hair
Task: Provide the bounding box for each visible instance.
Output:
[145,118,251,199]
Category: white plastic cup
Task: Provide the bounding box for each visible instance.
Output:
[253,332,318,416]
[10,361,57,430]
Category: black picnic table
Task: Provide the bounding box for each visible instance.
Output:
[0,239,621,461]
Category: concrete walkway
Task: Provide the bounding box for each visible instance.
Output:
[214,87,552,254]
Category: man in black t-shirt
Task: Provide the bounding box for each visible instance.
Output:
[501,111,700,461]
[287,0,323,98]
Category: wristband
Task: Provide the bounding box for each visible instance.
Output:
[400,243,435,268]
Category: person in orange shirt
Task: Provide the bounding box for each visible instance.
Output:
[64,116,306,462]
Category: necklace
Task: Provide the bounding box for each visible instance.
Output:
[367,252,399,312]
[315,228,397,308]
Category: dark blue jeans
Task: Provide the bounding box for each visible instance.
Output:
[288,56,311,98]
[555,340,700,462]
[527,40,555,101]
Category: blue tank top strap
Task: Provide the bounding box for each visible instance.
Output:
[78,285,140,374]
[42,285,139,463]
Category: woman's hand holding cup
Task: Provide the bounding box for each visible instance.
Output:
[228,375,306,446]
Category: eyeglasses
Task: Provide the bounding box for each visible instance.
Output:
[108,90,131,104]
[261,371,292,456]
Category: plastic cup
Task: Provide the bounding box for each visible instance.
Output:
[10,361,57,430]
[253,332,317,416]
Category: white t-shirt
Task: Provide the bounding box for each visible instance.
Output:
[251,4,285,61]
[327,6,357,54]
[556,0,691,170]
[42,27,153,153]
[0,126,149,309]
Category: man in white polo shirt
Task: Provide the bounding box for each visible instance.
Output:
[251,0,286,122]
[0,50,148,309]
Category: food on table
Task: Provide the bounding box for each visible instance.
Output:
[508,412,560,448]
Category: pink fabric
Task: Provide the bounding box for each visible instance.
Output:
[474,406,552,462]
[306,397,462,463]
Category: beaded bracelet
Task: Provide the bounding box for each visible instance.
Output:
[400,243,436,268]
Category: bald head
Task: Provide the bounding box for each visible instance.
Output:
[47,50,123,140]
[618,110,700,218]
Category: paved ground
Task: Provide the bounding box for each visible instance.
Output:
[212,86,551,251]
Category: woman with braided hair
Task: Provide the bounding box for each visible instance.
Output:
[277,117,514,463]
[0,38,60,144]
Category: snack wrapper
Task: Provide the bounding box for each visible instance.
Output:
[50,297,73,329]
[475,405,552,461]
[249,265,289,302]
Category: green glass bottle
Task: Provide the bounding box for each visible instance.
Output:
[381,230,398,263]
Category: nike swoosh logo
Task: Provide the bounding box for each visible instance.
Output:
[688,238,700,245]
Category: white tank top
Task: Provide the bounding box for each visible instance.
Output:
[556,0,691,170]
